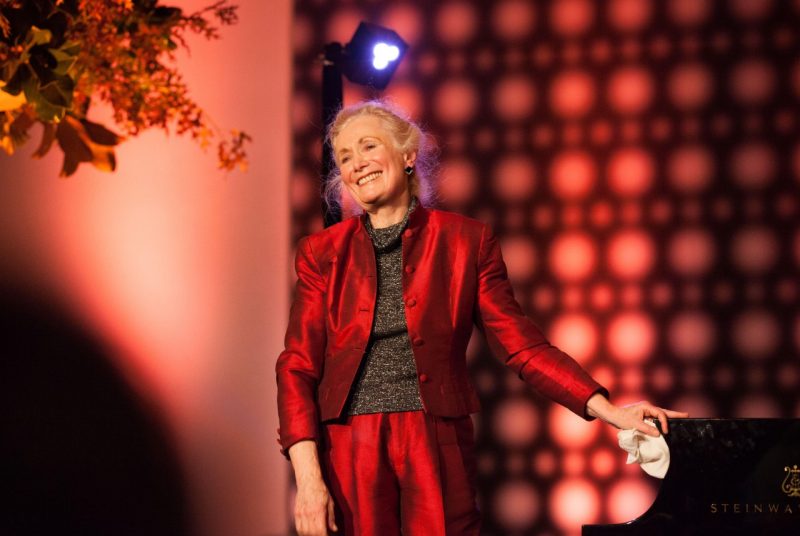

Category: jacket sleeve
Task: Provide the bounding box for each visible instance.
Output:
[276,237,327,458]
[474,224,608,419]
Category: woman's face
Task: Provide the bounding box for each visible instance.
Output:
[333,114,415,211]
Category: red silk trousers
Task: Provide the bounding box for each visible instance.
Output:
[320,411,481,535]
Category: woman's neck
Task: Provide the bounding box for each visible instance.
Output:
[366,192,412,229]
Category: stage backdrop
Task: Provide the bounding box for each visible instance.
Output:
[291,0,800,534]
[0,1,291,535]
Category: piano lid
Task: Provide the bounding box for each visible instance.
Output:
[582,418,800,535]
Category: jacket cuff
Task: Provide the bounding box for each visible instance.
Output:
[582,386,610,421]
[278,430,319,461]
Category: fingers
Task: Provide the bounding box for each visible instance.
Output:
[636,420,661,437]
[327,496,338,532]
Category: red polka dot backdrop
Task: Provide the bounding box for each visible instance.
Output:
[291,1,800,532]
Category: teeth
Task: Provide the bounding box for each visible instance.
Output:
[357,171,381,185]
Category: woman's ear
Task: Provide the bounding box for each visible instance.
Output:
[403,150,418,168]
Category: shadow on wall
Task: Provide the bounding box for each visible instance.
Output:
[0,287,190,536]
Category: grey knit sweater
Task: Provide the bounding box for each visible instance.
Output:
[345,198,424,415]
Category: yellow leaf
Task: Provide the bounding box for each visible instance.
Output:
[0,82,26,112]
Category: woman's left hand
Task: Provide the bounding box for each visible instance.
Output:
[586,393,689,436]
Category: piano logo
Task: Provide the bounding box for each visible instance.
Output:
[783,465,800,498]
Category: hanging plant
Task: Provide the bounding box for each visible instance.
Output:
[0,0,249,176]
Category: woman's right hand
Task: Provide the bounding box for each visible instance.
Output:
[289,440,338,534]
[294,479,337,535]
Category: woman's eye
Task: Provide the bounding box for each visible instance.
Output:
[341,156,350,163]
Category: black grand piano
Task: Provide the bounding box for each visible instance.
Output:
[583,419,800,535]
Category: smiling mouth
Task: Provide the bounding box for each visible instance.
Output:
[357,171,381,186]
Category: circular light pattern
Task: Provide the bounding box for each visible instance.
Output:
[673,394,715,417]
[325,8,364,43]
[607,147,655,197]
[668,62,714,110]
[548,231,597,281]
[534,450,557,477]
[492,75,537,121]
[793,229,800,268]
[607,66,655,114]
[778,363,800,390]
[668,228,716,276]
[382,83,423,119]
[293,14,314,55]
[494,398,540,447]
[607,229,656,279]
[436,1,477,46]
[734,394,780,418]
[379,4,423,46]
[550,150,597,200]
[494,480,541,529]
[607,478,657,523]
[667,310,716,361]
[550,69,596,118]
[730,58,776,105]
[290,167,317,213]
[588,200,614,228]
[650,364,675,391]
[590,448,617,479]
[668,0,712,25]
[292,91,314,133]
[550,0,595,36]
[493,154,537,201]
[563,451,586,476]
[621,366,645,392]
[549,404,600,448]
[549,313,598,364]
[433,79,478,125]
[439,158,478,206]
[607,0,653,32]
[492,0,536,41]
[500,235,537,284]
[590,283,614,310]
[730,142,777,189]
[730,0,774,20]
[791,142,800,182]
[607,311,657,364]
[732,309,780,360]
[793,59,800,98]
[668,144,714,193]
[731,226,779,274]
[549,478,601,531]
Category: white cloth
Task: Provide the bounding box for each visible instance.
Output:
[617,420,670,478]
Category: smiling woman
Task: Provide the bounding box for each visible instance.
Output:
[323,100,438,220]
[276,99,686,536]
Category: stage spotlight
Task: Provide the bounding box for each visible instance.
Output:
[339,22,408,90]
[320,22,408,226]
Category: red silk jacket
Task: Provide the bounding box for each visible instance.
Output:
[276,205,607,456]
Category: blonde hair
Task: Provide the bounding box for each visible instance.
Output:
[324,99,438,214]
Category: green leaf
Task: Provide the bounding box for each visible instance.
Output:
[3,64,31,96]
[29,26,53,46]
[51,47,78,76]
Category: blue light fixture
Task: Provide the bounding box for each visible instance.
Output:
[338,22,408,90]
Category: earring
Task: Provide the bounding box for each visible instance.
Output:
[404,165,414,176]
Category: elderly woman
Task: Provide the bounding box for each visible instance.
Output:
[276,101,686,536]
